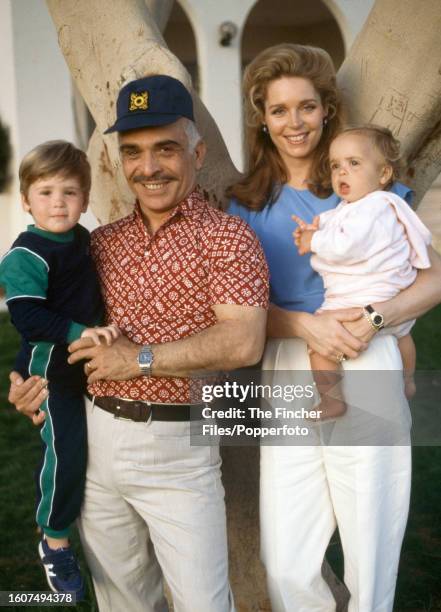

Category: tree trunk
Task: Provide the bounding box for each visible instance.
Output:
[338,0,441,206]
[45,0,441,610]
[46,0,239,224]
[144,0,174,34]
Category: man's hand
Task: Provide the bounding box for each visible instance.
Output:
[68,334,139,383]
[8,372,47,426]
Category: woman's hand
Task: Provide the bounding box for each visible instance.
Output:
[8,372,47,426]
[299,309,369,360]
[267,304,368,360]
[343,314,377,343]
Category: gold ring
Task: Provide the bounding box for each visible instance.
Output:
[337,353,347,363]
[86,362,93,372]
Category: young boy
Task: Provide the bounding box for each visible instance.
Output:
[0,141,118,599]
[293,125,431,420]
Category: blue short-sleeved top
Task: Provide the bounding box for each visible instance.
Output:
[228,183,413,314]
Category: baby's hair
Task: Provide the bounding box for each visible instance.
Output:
[335,125,402,187]
[19,140,91,197]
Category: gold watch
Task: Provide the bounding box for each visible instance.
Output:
[363,305,384,332]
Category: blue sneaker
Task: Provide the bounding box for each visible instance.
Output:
[38,538,86,601]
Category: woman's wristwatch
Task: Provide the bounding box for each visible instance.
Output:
[362,305,384,332]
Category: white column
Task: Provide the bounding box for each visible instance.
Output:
[179,0,257,171]
[0,0,96,256]
[0,0,22,253]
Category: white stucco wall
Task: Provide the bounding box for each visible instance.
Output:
[0,0,96,256]
[0,0,21,253]
[178,0,257,170]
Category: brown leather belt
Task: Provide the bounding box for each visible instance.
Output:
[91,395,205,422]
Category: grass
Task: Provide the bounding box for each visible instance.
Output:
[1,308,441,610]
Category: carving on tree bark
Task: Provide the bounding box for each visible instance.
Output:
[337,0,441,205]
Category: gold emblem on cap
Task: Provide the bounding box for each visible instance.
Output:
[129,91,149,112]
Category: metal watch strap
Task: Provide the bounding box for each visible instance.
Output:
[138,345,154,376]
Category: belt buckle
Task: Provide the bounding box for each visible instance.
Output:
[113,403,131,421]
[113,399,152,423]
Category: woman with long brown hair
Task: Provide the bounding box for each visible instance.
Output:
[228,43,441,611]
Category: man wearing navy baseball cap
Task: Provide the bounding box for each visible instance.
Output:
[104,74,195,133]
[10,74,269,611]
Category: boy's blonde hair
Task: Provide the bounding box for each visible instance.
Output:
[336,125,402,187]
[19,140,91,197]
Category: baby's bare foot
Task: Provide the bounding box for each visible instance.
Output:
[309,397,347,422]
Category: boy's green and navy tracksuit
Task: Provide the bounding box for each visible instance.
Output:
[0,224,102,538]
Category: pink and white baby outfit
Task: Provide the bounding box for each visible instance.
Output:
[310,190,432,336]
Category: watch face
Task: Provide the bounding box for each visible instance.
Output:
[373,314,383,326]
[139,349,153,365]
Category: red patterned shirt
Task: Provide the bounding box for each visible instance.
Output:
[89,187,269,403]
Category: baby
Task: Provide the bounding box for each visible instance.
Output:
[294,125,431,420]
[0,141,119,599]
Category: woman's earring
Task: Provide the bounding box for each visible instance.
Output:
[262,124,268,133]
[323,117,328,127]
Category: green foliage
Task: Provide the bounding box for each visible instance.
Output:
[0,117,12,193]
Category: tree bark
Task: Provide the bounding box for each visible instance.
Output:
[46,0,239,224]
[144,0,174,34]
[338,0,441,205]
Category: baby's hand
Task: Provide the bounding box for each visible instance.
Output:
[292,214,319,232]
[81,324,121,346]
[294,229,315,255]
[292,214,319,255]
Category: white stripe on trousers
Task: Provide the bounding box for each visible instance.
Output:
[260,336,411,612]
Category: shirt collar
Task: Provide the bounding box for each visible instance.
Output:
[133,185,207,228]
[27,224,75,242]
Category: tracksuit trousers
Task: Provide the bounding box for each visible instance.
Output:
[36,385,87,539]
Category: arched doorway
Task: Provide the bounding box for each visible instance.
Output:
[164,1,199,92]
[242,0,345,70]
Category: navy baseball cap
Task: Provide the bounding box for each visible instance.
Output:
[104,75,194,134]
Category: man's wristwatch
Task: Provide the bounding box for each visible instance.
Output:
[137,345,154,376]
[362,304,384,332]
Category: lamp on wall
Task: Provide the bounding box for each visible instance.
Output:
[219,21,238,47]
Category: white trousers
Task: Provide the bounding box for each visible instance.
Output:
[260,336,412,612]
[79,397,235,612]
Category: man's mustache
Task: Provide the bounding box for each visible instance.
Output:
[133,174,176,183]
